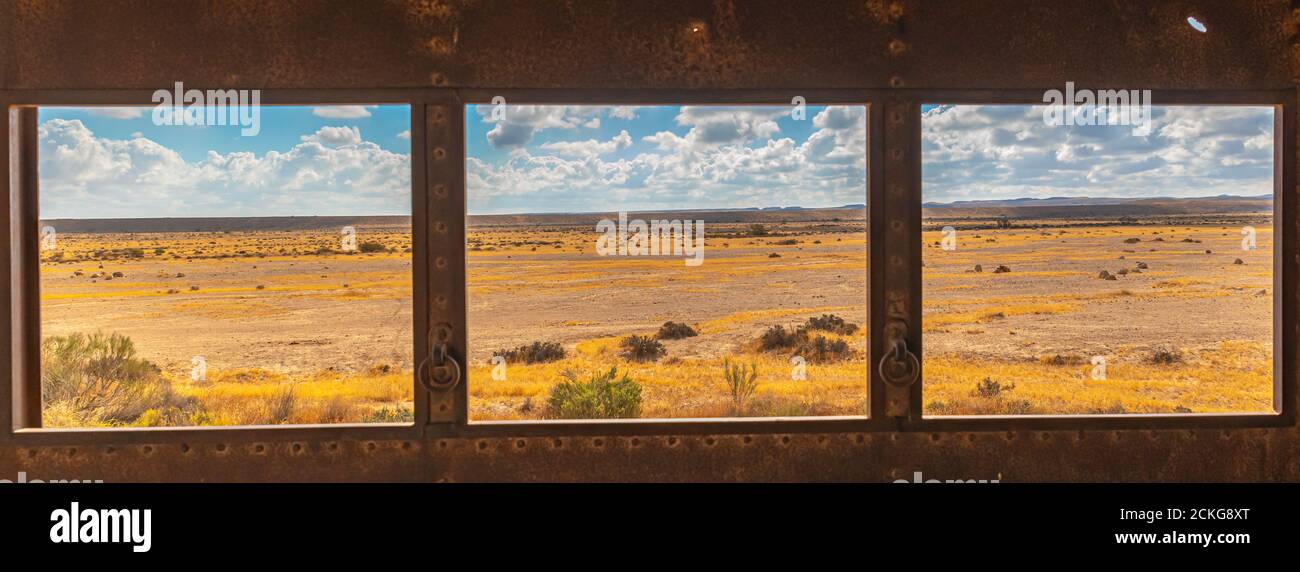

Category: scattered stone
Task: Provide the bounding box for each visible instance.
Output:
[993,265,1011,274]
[1135,262,1148,269]
[1234,258,1244,265]
[973,264,983,273]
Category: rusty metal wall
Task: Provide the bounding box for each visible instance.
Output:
[2,0,1300,482]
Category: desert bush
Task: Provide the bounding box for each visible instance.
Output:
[756,324,854,363]
[619,335,666,362]
[972,377,1014,398]
[546,367,642,419]
[723,359,759,412]
[792,334,852,363]
[748,224,770,237]
[1040,354,1085,366]
[40,332,176,426]
[803,314,859,335]
[266,387,296,424]
[496,341,566,364]
[656,321,698,340]
[758,324,800,351]
[358,241,386,253]
[365,405,415,423]
[1149,348,1182,365]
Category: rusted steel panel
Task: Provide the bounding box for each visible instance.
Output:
[5,0,1295,91]
[0,429,1295,482]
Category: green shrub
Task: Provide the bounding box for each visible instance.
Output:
[546,367,642,419]
[40,332,175,426]
[496,341,566,364]
[723,359,759,413]
[619,335,666,362]
[656,321,698,340]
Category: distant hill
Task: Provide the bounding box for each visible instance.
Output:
[923,194,1272,219]
[40,215,411,233]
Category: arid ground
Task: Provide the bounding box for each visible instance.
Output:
[38,219,415,427]
[922,203,1274,415]
[37,199,1274,427]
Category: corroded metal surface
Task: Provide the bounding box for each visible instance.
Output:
[2,0,1299,481]
[3,0,1294,90]
[1,429,1296,482]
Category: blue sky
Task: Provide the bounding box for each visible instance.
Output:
[465,104,868,215]
[36,102,1272,219]
[38,105,410,219]
[922,104,1274,202]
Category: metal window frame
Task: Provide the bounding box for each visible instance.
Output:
[1,87,1294,449]
[0,89,455,446]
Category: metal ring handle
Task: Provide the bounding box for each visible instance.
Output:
[420,341,462,391]
[878,337,920,387]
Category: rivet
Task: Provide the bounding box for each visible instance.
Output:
[433,184,448,198]
[889,39,906,54]
[705,437,716,446]
[435,221,448,233]
[592,438,605,447]
[515,439,526,449]
[889,76,904,88]
[435,257,447,269]
[434,147,447,160]
[890,147,903,159]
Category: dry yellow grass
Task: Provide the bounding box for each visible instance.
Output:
[923,341,1272,415]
